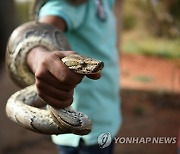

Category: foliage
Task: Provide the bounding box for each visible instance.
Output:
[169,0,180,20]
[122,1,139,30]
[121,0,180,58]
[122,0,180,38]
[122,35,180,59]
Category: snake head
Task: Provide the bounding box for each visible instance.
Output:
[62,54,104,74]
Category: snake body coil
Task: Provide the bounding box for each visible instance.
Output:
[6,21,104,135]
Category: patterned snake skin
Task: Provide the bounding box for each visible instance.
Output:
[5,21,104,135]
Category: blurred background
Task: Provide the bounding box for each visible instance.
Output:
[0,0,179,154]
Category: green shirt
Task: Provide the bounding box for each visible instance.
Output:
[40,0,121,147]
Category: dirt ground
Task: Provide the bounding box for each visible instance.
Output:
[0,53,179,154]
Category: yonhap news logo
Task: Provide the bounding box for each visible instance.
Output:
[97,132,177,148]
[97,132,112,148]
[114,136,177,144]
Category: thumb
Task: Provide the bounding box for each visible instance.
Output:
[86,72,102,80]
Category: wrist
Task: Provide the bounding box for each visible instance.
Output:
[27,47,49,73]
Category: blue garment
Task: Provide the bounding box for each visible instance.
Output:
[57,138,114,154]
[39,0,122,147]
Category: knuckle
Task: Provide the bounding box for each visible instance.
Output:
[60,72,83,85]
[60,98,73,108]
[35,80,46,96]
[67,90,74,98]
[36,89,44,98]
[35,67,46,79]
[63,90,73,100]
[66,98,73,106]
[35,80,42,89]
[38,58,47,68]
[76,75,83,84]
[35,70,41,79]
[71,75,83,86]
[60,71,70,83]
[51,52,61,60]
[49,51,64,63]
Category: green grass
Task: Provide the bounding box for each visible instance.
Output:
[122,35,180,59]
[132,75,154,83]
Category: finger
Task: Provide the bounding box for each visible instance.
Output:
[52,50,76,58]
[47,53,83,85]
[61,51,76,56]
[86,72,102,80]
[35,52,83,87]
[37,89,73,108]
[36,68,75,91]
[36,79,73,101]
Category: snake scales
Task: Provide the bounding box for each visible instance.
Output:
[5,21,104,135]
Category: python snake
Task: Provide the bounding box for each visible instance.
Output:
[5,21,104,135]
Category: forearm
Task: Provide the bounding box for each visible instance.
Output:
[27,16,67,72]
[39,15,66,31]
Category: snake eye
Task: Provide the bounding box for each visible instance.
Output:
[79,61,87,67]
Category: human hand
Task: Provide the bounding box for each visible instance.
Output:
[27,47,101,108]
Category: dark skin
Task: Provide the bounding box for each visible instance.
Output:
[27,16,101,108]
